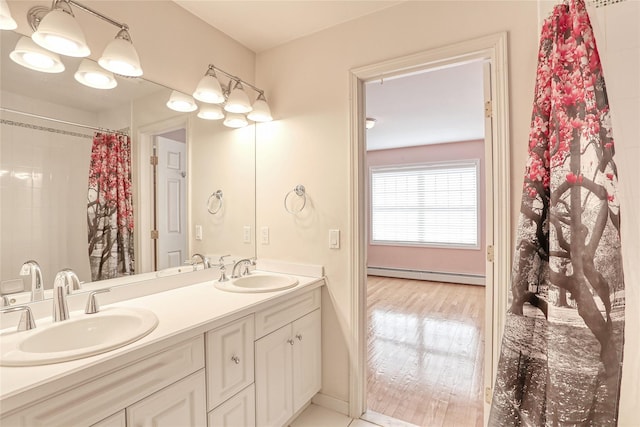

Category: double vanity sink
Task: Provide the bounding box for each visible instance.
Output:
[0,272,299,367]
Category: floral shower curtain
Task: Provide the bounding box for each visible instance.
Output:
[489,0,625,425]
[87,132,135,281]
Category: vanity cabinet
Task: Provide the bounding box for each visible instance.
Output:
[255,309,321,427]
[91,411,126,427]
[2,336,205,427]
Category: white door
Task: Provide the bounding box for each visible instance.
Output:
[292,309,322,412]
[255,324,293,427]
[156,135,187,269]
[126,371,206,427]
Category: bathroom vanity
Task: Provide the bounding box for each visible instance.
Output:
[0,268,323,427]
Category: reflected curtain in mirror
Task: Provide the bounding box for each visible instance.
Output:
[87,132,135,281]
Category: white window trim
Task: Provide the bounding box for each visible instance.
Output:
[369,159,481,250]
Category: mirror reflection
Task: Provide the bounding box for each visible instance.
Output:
[0,30,256,304]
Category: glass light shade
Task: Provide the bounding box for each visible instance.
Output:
[0,0,17,30]
[197,105,224,120]
[10,36,65,73]
[32,9,90,57]
[166,91,197,113]
[224,82,252,113]
[365,118,376,129]
[74,59,117,89]
[98,34,143,77]
[223,113,248,128]
[193,74,224,104]
[247,96,273,122]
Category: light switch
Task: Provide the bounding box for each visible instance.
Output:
[261,226,269,245]
[195,225,203,241]
[329,229,340,249]
[243,226,252,243]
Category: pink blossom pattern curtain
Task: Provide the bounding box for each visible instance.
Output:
[87,132,134,281]
[489,0,625,424]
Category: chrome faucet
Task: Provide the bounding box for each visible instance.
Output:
[231,258,256,279]
[217,255,231,282]
[19,260,43,302]
[190,253,210,271]
[60,268,82,294]
[0,305,36,331]
[52,269,79,322]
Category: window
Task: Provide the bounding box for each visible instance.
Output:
[370,160,479,248]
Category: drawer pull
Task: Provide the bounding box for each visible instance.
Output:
[231,355,240,364]
[287,339,295,346]
[296,334,303,341]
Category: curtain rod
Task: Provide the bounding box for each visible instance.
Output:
[0,107,130,136]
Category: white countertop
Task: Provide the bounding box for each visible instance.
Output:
[0,269,324,415]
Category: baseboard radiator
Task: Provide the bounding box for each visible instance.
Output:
[367,266,485,286]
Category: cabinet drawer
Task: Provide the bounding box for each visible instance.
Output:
[127,370,206,427]
[208,384,255,427]
[255,288,320,339]
[91,411,125,427]
[2,336,205,427]
[206,314,255,410]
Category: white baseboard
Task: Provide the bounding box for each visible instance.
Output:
[311,392,349,416]
[367,267,485,286]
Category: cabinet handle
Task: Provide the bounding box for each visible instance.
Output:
[231,355,240,364]
[296,333,303,341]
[287,339,295,346]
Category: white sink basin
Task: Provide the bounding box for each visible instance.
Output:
[0,307,158,366]
[215,273,299,293]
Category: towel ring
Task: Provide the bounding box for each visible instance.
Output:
[284,185,306,214]
[207,190,223,214]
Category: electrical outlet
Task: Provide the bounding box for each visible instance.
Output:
[261,226,269,244]
[243,226,252,243]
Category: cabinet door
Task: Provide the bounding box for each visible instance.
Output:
[127,370,206,427]
[292,309,322,412]
[91,411,125,427]
[255,324,293,427]
[206,315,254,410]
[208,384,255,427]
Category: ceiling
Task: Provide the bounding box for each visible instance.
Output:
[173,1,404,53]
[173,1,485,150]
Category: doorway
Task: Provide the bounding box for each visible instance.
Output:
[363,58,487,425]
[136,116,190,274]
[349,33,512,426]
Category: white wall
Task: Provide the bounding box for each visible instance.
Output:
[255,0,539,406]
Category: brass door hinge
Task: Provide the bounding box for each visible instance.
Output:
[484,100,493,118]
[485,386,493,404]
[150,155,158,166]
[487,245,495,262]
[151,230,159,239]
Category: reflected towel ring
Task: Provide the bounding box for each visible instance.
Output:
[207,190,223,214]
[284,185,306,214]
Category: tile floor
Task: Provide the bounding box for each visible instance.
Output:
[290,404,379,427]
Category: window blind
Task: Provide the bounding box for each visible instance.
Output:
[370,161,479,248]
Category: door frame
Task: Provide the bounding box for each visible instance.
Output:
[136,116,190,274]
[348,32,511,422]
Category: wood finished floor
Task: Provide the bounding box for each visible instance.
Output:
[366,276,485,427]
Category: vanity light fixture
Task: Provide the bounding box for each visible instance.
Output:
[30,2,90,57]
[193,66,225,104]
[167,91,198,113]
[224,80,252,114]
[197,105,225,120]
[365,117,377,129]
[9,36,65,73]
[0,0,17,30]
[26,0,143,76]
[74,59,117,89]
[247,93,273,122]
[223,112,249,128]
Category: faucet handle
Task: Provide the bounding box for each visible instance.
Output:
[0,305,36,331]
[218,254,231,264]
[85,288,111,314]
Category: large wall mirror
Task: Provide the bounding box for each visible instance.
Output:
[0,30,256,303]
